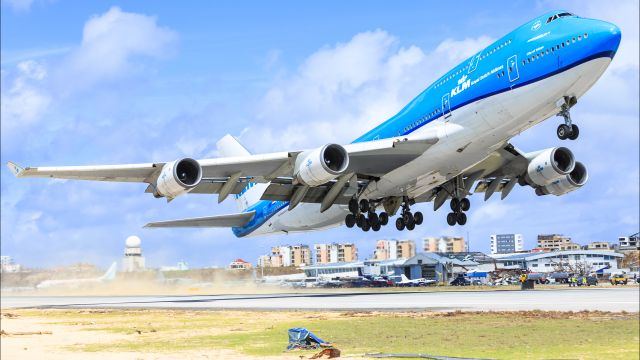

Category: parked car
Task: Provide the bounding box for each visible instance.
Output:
[576,276,598,286]
[450,275,471,286]
[610,275,628,285]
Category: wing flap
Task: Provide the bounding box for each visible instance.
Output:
[144,211,255,228]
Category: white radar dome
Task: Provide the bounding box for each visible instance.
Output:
[125,235,141,248]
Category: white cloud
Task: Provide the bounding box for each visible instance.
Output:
[2,0,33,12]
[246,30,493,152]
[59,6,178,93]
[0,60,51,132]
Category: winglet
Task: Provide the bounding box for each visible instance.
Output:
[6,161,25,177]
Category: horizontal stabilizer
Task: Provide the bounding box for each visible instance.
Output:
[144,211,255,228]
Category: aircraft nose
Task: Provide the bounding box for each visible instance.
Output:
[597,20,622,53]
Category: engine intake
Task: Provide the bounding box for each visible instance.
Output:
[524,147,575,187]
[295,144,349,186]
[155,158,202,199]
[536,161,588,196]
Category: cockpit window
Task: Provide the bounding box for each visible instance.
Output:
[547,12,575,23]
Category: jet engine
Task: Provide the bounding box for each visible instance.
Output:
[295,144,349,186]
[523,147,575,187]
[154,158,202,198]
[536,161,588,196]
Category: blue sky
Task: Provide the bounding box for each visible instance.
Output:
[2,1,638,269]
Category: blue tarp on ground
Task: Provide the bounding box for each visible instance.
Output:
[287,328,330,350]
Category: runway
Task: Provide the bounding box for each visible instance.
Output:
[2,288,638,312]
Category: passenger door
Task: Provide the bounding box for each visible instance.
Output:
[507,55,519,83]
[442,93,451,119]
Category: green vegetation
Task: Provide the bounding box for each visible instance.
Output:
[17,309,640,359]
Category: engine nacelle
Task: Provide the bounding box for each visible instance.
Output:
[536,161,588,196]
[295,144,349,186]
[155,158,202,198]
[524,147,575,187]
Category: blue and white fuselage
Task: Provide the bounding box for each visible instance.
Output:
[232,10,621,237]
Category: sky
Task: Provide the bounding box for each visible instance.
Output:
[1,1,638,269]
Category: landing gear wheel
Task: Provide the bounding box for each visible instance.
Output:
[450,198,460,211]
[379,212,389,226]
[413,212,423,225]
[568,124,579,140]
[361,220,371,232]
[456,212,467,226]
[447,212,457,226]
[345,214,355,228]
[368,212,379,224]
[402,212,414,224]
[395,218,405,231]
[371,222,381,232]
[348,198,358,214]
[356,214,365,228]
[460,198,470,212]
[359,199,370,213]
[406,219,416,231]
[557,124,571,140]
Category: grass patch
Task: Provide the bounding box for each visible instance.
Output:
[11,309,640,359]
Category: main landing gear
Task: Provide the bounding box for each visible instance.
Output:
[395,196,423,231]
[446,197,469,226]
[556,96,579,141]
[345,198,389,232]
[345,196,422,232]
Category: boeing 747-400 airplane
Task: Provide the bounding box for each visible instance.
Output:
[8,11,621,236]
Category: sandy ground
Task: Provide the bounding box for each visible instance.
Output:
[0,312,303,360]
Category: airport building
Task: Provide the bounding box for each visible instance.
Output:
[493,250,623,274]
[423,237,466,253]
[490,234,524,254]
[618,233,639,251]
[314,243,358,264]
[537,234,581,251]
[121,235,145,272]
[374,240,416,260]
[303,252,478,283]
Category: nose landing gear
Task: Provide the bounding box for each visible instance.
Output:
[556,96,579,140]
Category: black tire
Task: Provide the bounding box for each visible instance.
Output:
[446,212,457,226]
[359,199,370,213]
[456,212,467,225]
[406,220,415,231]
[450,198,460,211]
[379,212,389,225]
[348,198,358,214]
[557,124,570,140]
[403,212,414,224]
[568,124,579,140]
[368,212,379,224]
[395,217,405,231]
[356,214,365,228]
[460,198,470,212]
[345,214,356,228]
[413,212,423,225]
[371,222,381,232]
[362,220,370,232]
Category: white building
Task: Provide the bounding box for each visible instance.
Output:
[493,250,623,274]
[121,235,146,272]
[0,256,21,273]
[490,234,524,254]
[618,233,639,250]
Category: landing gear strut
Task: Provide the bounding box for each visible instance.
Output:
[556,96,579,140]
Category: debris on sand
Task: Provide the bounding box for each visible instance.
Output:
[1,330,52,336]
